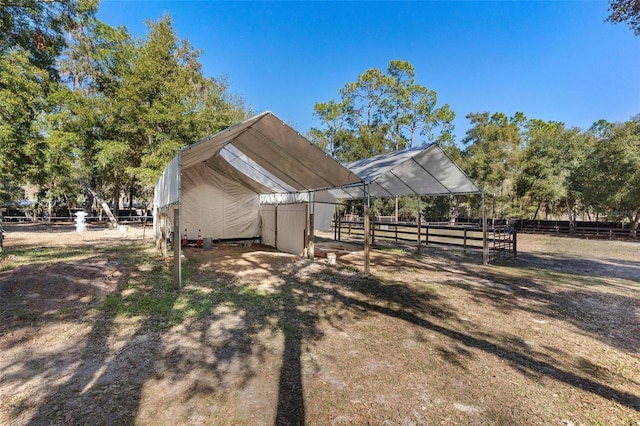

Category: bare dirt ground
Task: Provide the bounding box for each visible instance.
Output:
[0,223,639,425]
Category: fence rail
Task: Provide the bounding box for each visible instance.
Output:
[455,218,637,239]
[333,219,516,262]
[0,215,152,223]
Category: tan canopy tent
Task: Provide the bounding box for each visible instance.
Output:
[154,112,485,285]
[314,144,486,272]
[153,111,362,286]
[321,143,482,199]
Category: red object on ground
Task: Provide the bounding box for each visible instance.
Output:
[182,229,188,247]
[196,229,203,248]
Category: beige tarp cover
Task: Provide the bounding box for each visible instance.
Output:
[326,143,482,200]
[153,112,362,240]
[259,203,308,256]
[153,111,480,242]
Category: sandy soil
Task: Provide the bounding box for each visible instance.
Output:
[0,223,639,425]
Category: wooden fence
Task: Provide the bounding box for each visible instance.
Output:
[0,214,152,223]
[456,218,637,239]
[333,219,516,262]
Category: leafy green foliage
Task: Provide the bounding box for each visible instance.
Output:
[1,8,247,214]
[461,112,524,217]
[313,63,638,225]
[0,0,93,78]
[0,50,50,180]
[0,178,24,206]
[1,3,637,227]
[607,0,640,35]
[0,0,95,190]
[94,16,246,198]
[514,120,589,220]
[311,60,454,162]
[577,117,640,233]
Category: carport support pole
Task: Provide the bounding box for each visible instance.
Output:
[162,211,167,258]
[308,192,315,260]
[417,196,422,255]
[174,208,181,287]
[333,205,340,241]
[308,212,314,259]
[153,205,158,245]
[482,193,488,265]
[371,210,376,245]
[176,152,183,289]
[364,185,371,276]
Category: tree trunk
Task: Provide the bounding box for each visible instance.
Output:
[450,196,459,225]
[84,176,97,215]
[566,199,575,235]
[113,183,121,218]
[491,191,497,220]
[80,180,118,227]
[394,196,398,222]
[533,201,541,220]
[128,182,135,218]
[66,193,72,219]
[630,209,640,238]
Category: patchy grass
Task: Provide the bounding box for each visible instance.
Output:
[0,227,639,425]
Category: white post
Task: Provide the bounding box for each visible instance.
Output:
[363,185,370,276]
[153,205,158,242]
[174,208,181,287]
[308,192,315,260]
[417,195,422,255]
[177,152,183,288]
[482,192,488,265]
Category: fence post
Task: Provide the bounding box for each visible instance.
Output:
[463,228,467,252]
[482,193,488,265]
[173,208,180,288]
[492,229,496,261]
[417,213,422,255]
[371,216,376,245]
[364,207,370,276]
[308,212,315,260]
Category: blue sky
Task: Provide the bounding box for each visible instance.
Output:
[97,1,640,145]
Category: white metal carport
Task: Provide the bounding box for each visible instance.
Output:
[154,112,484,285]
[317,144,486,272]
[153,111,363,287]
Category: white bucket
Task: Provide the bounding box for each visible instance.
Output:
[74,211,87,232]
[203,238,213,249]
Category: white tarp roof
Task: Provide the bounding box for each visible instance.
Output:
[153,111,363,208]
[326,143,482,200]
[153,113,481,211]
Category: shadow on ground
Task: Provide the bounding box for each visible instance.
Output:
[1,234,638,425]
